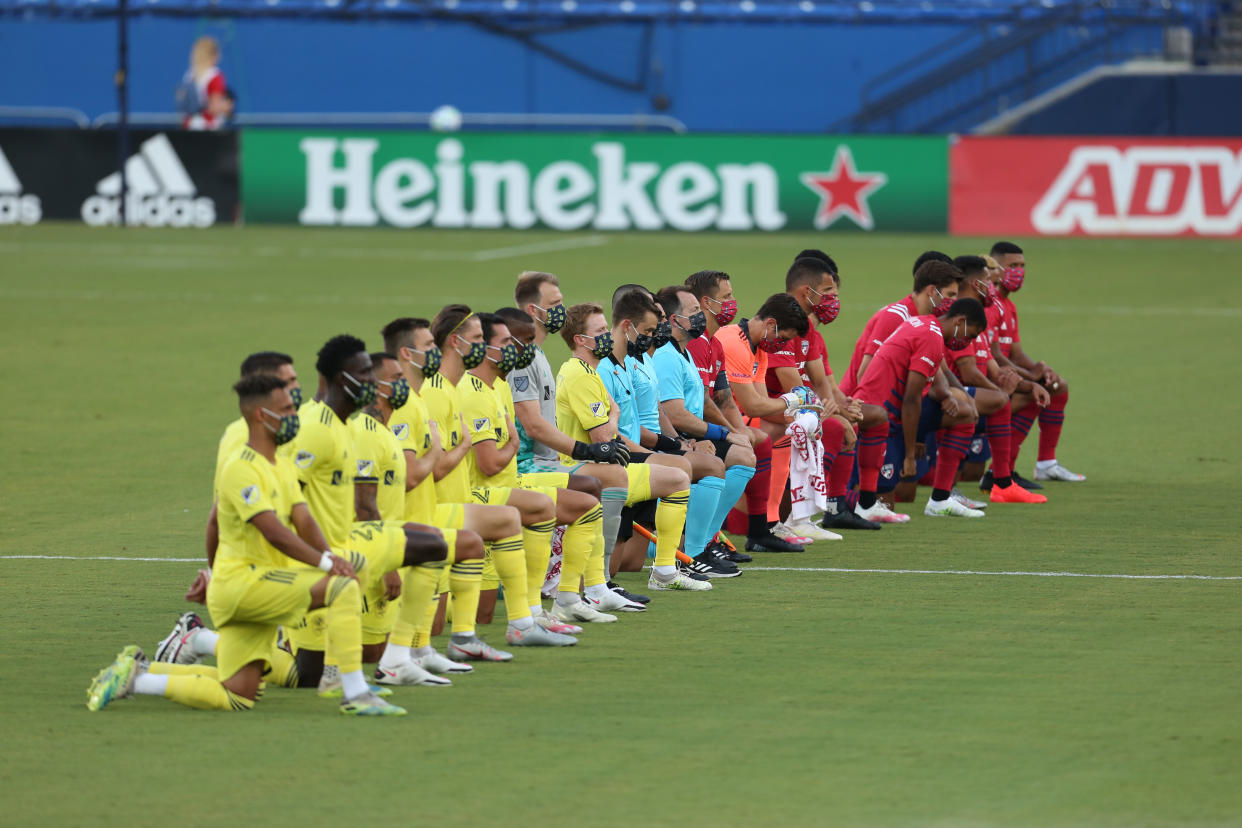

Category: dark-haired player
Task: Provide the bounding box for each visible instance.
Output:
[854,300,989,520]
[88,374,424,716]
[988,241,1084,483]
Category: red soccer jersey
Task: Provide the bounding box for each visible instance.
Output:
[947,334,990,383]
[685,333,727,396]
[990,296,1019,359]
[765,325,826,398]
[840,295,918,396]
[856,316,945,420]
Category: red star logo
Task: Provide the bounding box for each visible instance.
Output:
[800,146,888,230]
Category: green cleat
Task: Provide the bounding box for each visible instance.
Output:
[86,646,143,711]
[339,692,407,716]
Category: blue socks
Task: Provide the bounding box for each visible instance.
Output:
[709,464,755,541]
[684,477,725,558]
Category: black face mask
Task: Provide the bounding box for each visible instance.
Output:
[685,310,707,339]
[652,321,673,349]
[625,326,653,358]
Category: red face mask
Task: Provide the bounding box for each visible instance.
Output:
[808,287,840,324]
[713,298,738,326]
[757,325,788,353]
[930,287,954,318]
[1001,266,1025,292]
[973,278,996,308]
[945,321,972,352]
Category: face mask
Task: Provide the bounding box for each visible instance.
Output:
[945,321,972,352]
[579,331,614,360]
[624,325,653,358]
[261,407,300,445]
[930,287,954,318]
[536,304,567,334]
[757,325,788,354]
[487,343,520,374]
[454,338,487,370]
[1002,266,1025,292]
[513,342,536,370]
[973,279,996,308]
[289,385,303,409]
[652,320,672,349]
[685,310,707,339]
[378,377,409,409]
[808,287,840,324]
[710,297,738,326]
[411,346,440,377]
[342,371,378,407]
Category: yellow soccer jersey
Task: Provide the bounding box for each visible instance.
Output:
[388,389,437,522]
[290,399,355,548]
[555,357,616,463]
[458,372,520,488]
[213,417,248,500]
[216,447,306,571]
[350,410,406,522]
[420,373,471,504]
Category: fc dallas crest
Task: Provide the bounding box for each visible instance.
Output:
[800,146,888,230]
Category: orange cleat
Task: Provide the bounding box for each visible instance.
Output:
[989,482,1048,504]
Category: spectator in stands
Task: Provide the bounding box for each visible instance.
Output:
[179,36,234,130]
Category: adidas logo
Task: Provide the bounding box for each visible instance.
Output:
[81,133,215,227]
[0,145,41,225]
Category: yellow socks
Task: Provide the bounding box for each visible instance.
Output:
[489,534,530,622]
[653,490,690,567]
[523,519,557,610]
[448,559,483,635]
[324,575,363,676]
[162,674,254,711]
[559,505,603,599]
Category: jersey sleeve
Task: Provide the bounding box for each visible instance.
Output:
[765,339,800,369]
[507,365,539,403]
[566,368,612,431]
[291,419,334,485]
[219,457,278,524]
[864,310,904,357]
[350,420,381,483]
[910,328,945,379]
[650,349,685,403]
[458,381,499,445]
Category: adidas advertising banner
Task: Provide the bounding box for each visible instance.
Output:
[951,136,1242,237]
[0,128,237,227]
[241,130,948,232]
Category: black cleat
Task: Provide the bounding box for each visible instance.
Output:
[691,550,741,578]
[608,581,650,605]
[822,509,882,531]
[744,532,805,553]
[710,540,752,564]
[1012,471,1043,490]
[978,470,994,492]
[675,561,712,582]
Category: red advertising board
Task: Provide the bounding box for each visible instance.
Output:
[951,136,1242,237]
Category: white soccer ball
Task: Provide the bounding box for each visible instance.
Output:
[429,105,462,132]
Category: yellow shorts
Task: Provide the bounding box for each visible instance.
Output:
[472,484,559,507]
[434,502,466,531]
[520,471,570,489]
[623,463,653,505]
[207,563,323,680]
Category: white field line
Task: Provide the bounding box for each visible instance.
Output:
[1021,304,1242,318]
[2,555,1238,581]
[468,234,608,261]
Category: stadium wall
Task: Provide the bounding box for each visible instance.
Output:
[0,18,960,132]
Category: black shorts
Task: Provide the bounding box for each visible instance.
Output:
[676,435,733,461]
[616,500,658,543]
[629,451,652,464]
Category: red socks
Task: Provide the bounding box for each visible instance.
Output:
[1038,389,1068,462]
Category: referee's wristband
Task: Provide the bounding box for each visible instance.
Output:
[704,424,727,441]
[318,552,335,572]
[653,434,681,453]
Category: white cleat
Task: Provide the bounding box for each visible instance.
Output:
[647,570,713,592]
[374,660,453,687]
[505,623,577,647]
[950,488,988,510]
[535,608,583,635]
[412,648,473,674]
[924,497,985,518]
[1034,462,1085,482]
[855,501,911,524]
[447,636,513,663]
[787,520,843,541]
[154,612,205,665]
[771,521,815,545]
[552,600,617,624]
[584,588,646,613]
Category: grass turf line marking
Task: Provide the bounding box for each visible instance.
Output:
[4,556,1239,580]
[468,234,608,261]
[746,566,1242,581]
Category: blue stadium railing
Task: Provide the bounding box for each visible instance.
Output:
[832,1,1224,133]
[0,0,1217,22]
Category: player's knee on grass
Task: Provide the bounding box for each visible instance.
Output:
[566,473,603,500]
[402,526,448,565]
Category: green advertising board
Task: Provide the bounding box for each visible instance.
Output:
[242,130,947,232]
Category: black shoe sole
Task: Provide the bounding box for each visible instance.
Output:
[744,537,805,553]
[978,472,994,492]
[1012,473,1044,490]
[723,551,753,563]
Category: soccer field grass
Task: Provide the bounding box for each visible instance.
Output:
[1,224,1240,826]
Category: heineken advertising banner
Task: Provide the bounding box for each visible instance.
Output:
[241,131,947,232]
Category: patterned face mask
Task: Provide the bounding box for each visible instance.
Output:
[378,377,409,409]
[454,338,488,370]
[930,286,954,318]
[342,371,378,408]
[513,342,537,370]
[536,303,567,333]
[652,320,673,349]
[289,385,303,408]
[410,346,441,377]
[707,296,738,326]
[487,343,521,374]
[1002,266,1025,292]
[625,324,653,358]
[579,331,614,359]
[261,407,300,445]
[807,286,840,324]
[945,320,972,352]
